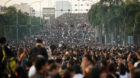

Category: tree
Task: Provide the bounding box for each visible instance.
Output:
[88,0,140,45]
[0,6,41,40]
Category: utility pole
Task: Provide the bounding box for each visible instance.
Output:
[16,9,19,43]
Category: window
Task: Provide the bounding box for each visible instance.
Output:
[61,9,63,11]
[75,9,78,11]
[68,9,71,11]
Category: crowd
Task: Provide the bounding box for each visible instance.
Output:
[0,13,140,78]
[51,13,95,45]
[7,13,95,49]
[0,36,140,78]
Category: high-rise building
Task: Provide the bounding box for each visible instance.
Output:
[0,6,5,14]
[55,1,72,18]
[55,0,98,17]
[70,0,98,13]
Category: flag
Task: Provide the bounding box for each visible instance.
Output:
[83,24,87,27]
[58,24,62,28]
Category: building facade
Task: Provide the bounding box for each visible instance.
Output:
[55,1,72,18]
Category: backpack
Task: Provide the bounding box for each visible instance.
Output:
[1,48,6,63]
[6,57,17,74]
[1,47,16,74]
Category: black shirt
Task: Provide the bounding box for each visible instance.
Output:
[31,72,45,78]
[30,45,48,60]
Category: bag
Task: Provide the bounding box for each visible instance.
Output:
[1,48,6,63]
[1,48,16,74]
[6,57,16,74]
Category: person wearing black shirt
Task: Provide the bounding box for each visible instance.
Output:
[0,37,14,77]
[29,39,48,60]
[31,56,48,78]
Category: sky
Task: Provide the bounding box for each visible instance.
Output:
[0,0,98,14]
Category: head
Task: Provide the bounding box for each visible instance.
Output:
[35,39,43,46]
[0,37,6,46]
[100,71,108,78]
[63,67,75,78]
[35,56,48,73]
[88,67,101,78]
[133,68,140,78]
[15,66,28,78]
[100,60,107,70]
[56,58,62,67]
[73,64,82,74]
[119,64,126,75]
[82,55,93,64]
[49,64,58,75]
[108,64,116,73]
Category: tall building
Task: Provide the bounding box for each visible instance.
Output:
[0,6,5,14]
[55,1,72,18]
[13,3,35,16]
[55,0,98,17]
[70,0,98,13]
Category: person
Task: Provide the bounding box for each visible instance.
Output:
[28,56,37,78]
[31,56,48,78]
[108,64,119,78]
[29,39,48,60]
[81,54,93,76]
[117,64,129,78]
[73,64,83,78]
[88,67,101,78]
[63,67,75,78]
[49,64,61,78]
[0,37,14,77]
[14,66,28,78]
[133,67,140,78]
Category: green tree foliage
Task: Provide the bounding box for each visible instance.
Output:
[88,0,140,45]
[0,6,41,40]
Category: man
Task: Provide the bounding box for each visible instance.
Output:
[29,39,48,60]
[49,64,61,78]
[0,37,13,77]
[31,56,48,78]
[28,56,37,78]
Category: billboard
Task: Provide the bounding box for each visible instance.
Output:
[43,8,55,14]
[43,8,55,25]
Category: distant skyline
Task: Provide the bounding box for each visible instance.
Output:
[0,0,98,11]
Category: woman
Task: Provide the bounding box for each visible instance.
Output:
[117,64,129,78]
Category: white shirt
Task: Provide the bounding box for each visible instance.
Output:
[116,72,129,78]
[73,74,84,78]
[28,65,36,78]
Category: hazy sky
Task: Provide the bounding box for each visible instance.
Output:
[0,0,98,11]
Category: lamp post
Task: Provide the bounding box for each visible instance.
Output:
[16,4,19,43]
